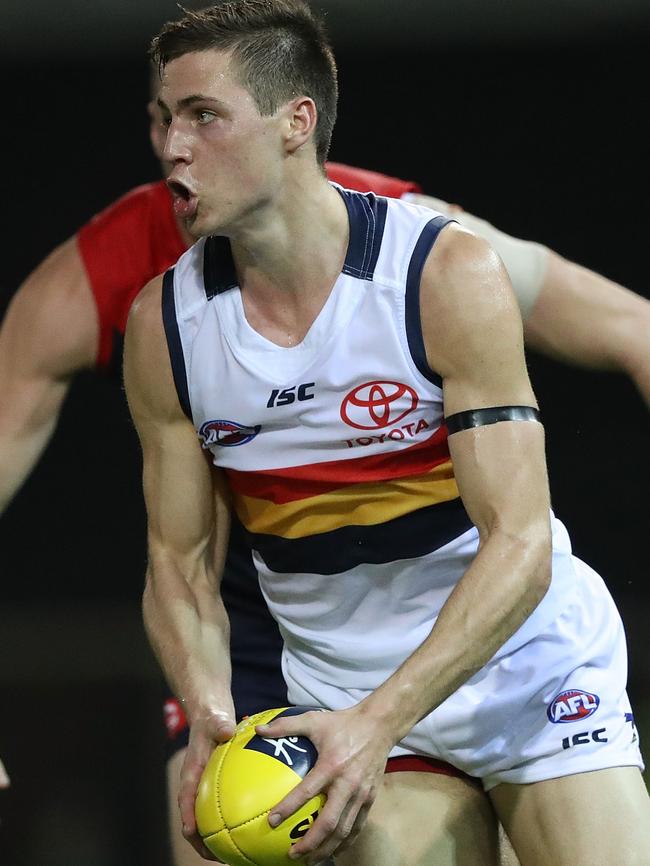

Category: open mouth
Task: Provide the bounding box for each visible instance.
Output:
[167,179,198,219]
[167,179,191,200]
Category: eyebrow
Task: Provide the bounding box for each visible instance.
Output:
[157,94,224,112]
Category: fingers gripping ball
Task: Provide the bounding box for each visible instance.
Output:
[195,706,326,866]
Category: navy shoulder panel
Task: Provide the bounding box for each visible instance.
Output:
[405,215,454,388]
[338,188,388,281]
[161,268,193,420]
[203,235,239,300]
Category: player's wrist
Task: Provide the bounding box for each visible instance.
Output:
[352,690,414,747]
[180,688,235,729]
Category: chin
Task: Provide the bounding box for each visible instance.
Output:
[195,217,231,240]
[185,213,213,240]
[185,220,206,240]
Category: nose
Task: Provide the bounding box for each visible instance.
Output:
[163,120,193,165]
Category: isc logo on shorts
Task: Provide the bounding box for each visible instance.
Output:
[547,689,600,724]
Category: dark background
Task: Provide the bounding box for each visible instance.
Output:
[1,2,649,864]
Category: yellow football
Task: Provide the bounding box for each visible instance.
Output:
[195,706,326,866]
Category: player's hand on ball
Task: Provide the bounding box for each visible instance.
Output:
[256,705,393,865]
[180,710,237,860]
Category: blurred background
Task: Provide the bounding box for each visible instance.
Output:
[1,1,648,863]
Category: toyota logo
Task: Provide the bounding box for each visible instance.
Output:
[340,381,419,430]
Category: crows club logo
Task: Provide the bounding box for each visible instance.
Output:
[340,381,419,430]
[547,689,600,724]
[198,419,261,448]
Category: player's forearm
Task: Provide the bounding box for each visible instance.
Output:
[0,431,52,514]
[143,553,234,725]
[0,385,68,514]
[359,523,551,742]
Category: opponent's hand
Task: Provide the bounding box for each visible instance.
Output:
[179,711,237,861]
[0,758,9,789]
[256,705,394,865]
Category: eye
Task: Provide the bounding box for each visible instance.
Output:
[160,114,172,129]
[197,110,217,125]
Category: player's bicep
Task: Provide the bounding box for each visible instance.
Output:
[142,414,216,557]
[421,226,549,534]
[422,225,534,410]
[0,237,98,444]
[1,237,98,383]
[124,277,221,574]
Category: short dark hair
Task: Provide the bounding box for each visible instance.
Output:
[150,0,338,164]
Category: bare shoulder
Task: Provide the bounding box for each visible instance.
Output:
[24,235,90,296]
[124,273,180,423]
[420,223,524,381]
[126,273,165,340]
[2,235,98,378]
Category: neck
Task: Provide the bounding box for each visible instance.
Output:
[176,217,196,249]
[235,178,347,296]
[231,170,350,348]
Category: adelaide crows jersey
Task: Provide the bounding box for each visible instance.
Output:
[74,166,422,718]
[163,187,576,696]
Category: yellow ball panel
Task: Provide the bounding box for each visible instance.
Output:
[219,749,307,829]
[195,738,230,837]
[233,708,293,742]
[197,707,326,866]
[196,708,290,838]
[231,792,326,866]
[203,827,259,866]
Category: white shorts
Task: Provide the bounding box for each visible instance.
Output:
[287,557,644,790]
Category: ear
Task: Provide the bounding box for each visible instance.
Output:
[284,96,318,155]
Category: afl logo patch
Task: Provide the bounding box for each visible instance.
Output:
[547,689,600,724]
[340,381,419,430]
[199,419,261,447]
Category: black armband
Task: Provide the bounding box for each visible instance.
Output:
[445,405,541,435]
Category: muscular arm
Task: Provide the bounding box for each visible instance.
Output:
[363,226,552,736]
[123,278,235,851]
[409,192,650,405]
[0,238,98,514]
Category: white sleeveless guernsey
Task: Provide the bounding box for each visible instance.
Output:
[162,187,577,703]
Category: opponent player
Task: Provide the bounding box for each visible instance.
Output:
[125,2,650,864]
[2,50,650,866]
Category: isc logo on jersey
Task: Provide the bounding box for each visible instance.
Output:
[199,419,261,447]
[547,689,600,724]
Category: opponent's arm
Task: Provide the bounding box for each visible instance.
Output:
[524,251,650,405]
[0,238,98,515]
[259,228,551,865]
[408,193,650,405]
[123,277,235,858]
[405,192,548,319]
